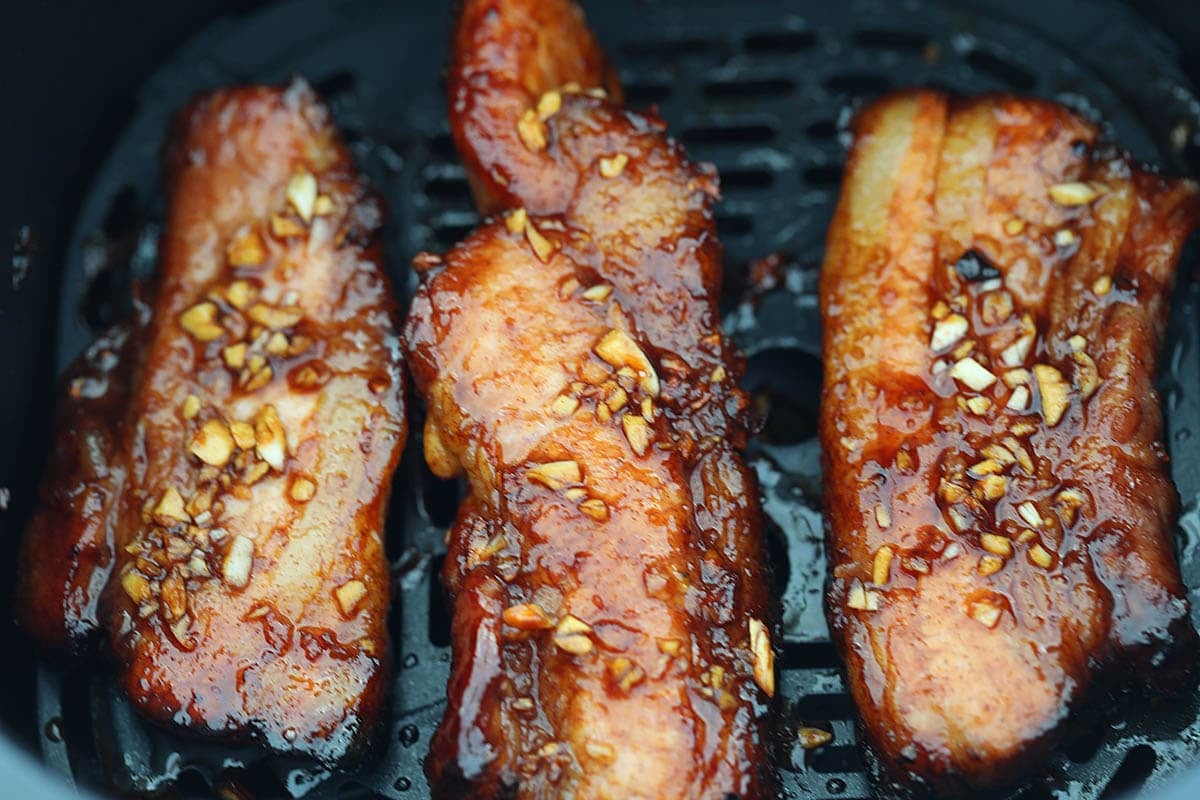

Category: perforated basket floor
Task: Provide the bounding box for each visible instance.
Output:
[33,0,1200,798]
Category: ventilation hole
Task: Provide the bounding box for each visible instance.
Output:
[808,745,865,774]
[743,347,821,444]
[172,769,217,795]
[964,48,1037,92]
[313,69,357,101]
[716,213,754,236]
[743,30,817,54]
[431,222,476,251]
[806,119,838,140]
[1099,745,1157,799]
[421,474,462,529]
[423,176,473,206]
[682,122,778,146]
[620,37,716,60]
[428,555,453,648]
[779,641,843,670]
[852,29,932,53]
[719,168,775,191]
[1063,721,1107,763]
[824,73,892,97]
[56,669,100,780]
[624,82,672,106]
[704,77,796,101]
[399,723,421,748]
[766,517,792,598]
[803,164,843,188]
[793,693,857,720]
[428,132,458,161]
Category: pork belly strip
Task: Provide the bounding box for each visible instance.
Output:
[819,90,1200,798]
[404,1,775,797]
[19,80,405,761]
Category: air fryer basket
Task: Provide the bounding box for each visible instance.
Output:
[3,0,1200,798]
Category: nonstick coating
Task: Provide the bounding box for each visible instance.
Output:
[3,1,1200,798]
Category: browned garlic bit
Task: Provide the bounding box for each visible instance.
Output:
[797,727,834,749]
[967,597,1003,628]
[228,229,267,268]
[872,545,894,586]
[524,218,555,262]
[847,580,881,611]
[553,614,594,655]
[518,109,548,152]
[526,460,582,490]
[599,153,629,178]
[608,656,645,693]
[287,169,318,222]
[1033,364,1070,426]
[536,90,562,120]
[578,498,610,521]
[1048,181,1103,206]
[335,579,368,617]
[582,283,613,303]
[180,302,224,341]
[503,602,555,631]
[222,534,255,589]
[749,617,774,697]
[1028,544,1055,569]
[621,413,652,456]
[506,206,528,234]
[594,329,659,396]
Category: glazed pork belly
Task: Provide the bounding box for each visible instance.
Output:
[820,90,1200,797]
[404,0,775,797]
[18,81,405,762]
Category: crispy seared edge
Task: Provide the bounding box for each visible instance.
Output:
[16,317,143,655]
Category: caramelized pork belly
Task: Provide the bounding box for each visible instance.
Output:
[820,90,1200,797]
[406,1,775,797]
[19,80,405,761]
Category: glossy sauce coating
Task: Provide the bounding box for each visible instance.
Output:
[406,1,775,797]
[19,81,405,762]
[820,91,1200,798]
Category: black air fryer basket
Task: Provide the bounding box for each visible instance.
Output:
[3,1,1200,798]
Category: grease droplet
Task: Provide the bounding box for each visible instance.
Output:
[826,777,846,794]
[43,718,62,742]
[394,776,412,792]
[399,724,419,747]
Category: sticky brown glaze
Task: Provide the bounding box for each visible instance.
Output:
[21,80,406,762]
[406,1,775,797]
[16,315,143,655]
[448,0,623,216]
[819,90,1200,798]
